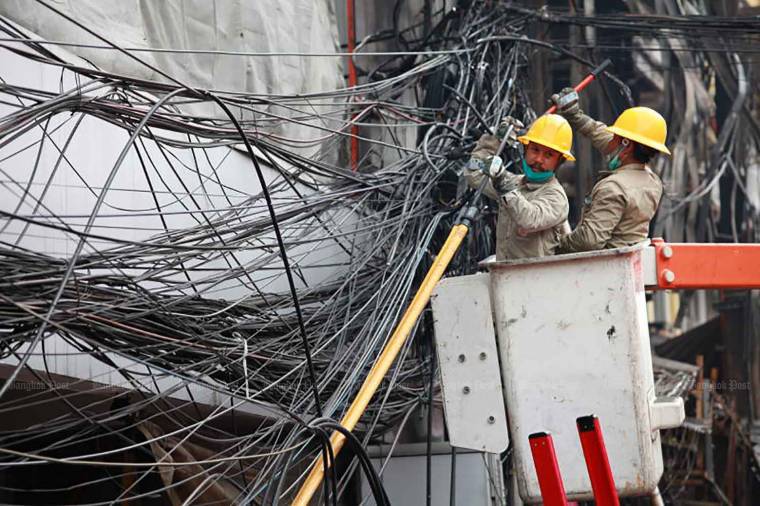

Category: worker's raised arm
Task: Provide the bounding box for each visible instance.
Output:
[502,183,569,233]
[551,88,613,154]
[556,180,626,253]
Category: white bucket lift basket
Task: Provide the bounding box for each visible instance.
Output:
[431,242,685,503]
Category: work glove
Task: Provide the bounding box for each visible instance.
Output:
[550,87,581,116]
[470,133,500,161]
[494,172,519,195]
[496,116,525,149]
[485,155,519,195]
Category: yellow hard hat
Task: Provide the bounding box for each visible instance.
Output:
[517,114,575,161]
[606,106,670,155]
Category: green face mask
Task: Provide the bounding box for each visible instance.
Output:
[607,141,628,171]
[522,159,553,183]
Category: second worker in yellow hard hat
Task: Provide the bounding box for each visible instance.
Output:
[550,87,668,253]
[465,114,573,260]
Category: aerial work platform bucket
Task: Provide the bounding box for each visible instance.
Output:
[431,242,684,503]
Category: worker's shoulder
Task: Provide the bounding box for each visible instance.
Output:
[591,174,627,197]
[598,165,661,190]
[611,163,660,180]
[613,165,663,195]
[535,176,566,191]
[591,167,662,207]
[531,177,569,201]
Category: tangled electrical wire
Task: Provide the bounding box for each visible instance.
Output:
[0,0,758,504]
[0,3,548,504]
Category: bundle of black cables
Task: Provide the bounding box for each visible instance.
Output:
[308,418,391,506]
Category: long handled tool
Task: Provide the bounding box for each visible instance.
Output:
[292,58,612,506]
[546,59,611,115]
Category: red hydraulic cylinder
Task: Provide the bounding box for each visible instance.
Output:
[528,432,569,506]
[576,415,620,506]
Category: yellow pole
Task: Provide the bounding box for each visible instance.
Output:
[292,223,470,505]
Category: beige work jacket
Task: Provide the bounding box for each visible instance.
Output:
[557,112,664,253]
[465,167,570,261]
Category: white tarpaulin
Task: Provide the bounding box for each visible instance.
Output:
[0,0,343,95]
[0,1,347,163]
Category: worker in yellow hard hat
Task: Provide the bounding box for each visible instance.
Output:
[464,114,572,260]
[550,87,668,253]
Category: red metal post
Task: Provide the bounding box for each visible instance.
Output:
[576,415,620,506]
[528,432,569,506]
[346,0,359,171]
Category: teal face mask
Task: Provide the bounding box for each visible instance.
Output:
[607,140,629,171]
[522,159,553,183]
